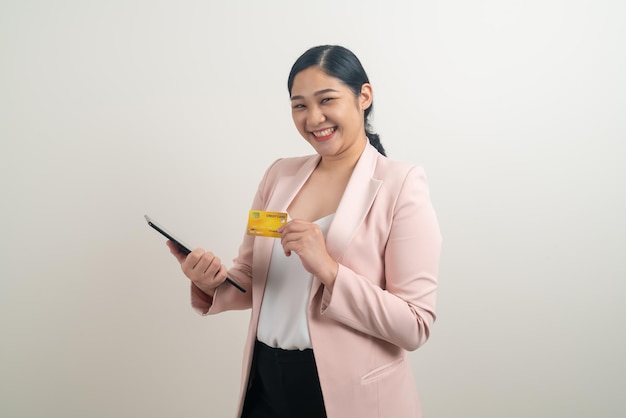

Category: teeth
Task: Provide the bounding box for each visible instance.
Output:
[313,128,335,137]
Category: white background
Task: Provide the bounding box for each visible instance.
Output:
[1,1,625,417]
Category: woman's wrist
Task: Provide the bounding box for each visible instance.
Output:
[192,281,216,299]
[320,261,339,291]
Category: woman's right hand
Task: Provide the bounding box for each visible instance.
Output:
[166,240,228,297]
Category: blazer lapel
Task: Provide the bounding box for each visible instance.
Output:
[251,154,321,311]
[266,154,321,212]
[308,144,382,301]
[325,144,382,262]
[254,146,382,305]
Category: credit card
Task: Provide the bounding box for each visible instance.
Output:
[247,210,288,238]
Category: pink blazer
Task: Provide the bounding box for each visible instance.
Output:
[191,144,442,418]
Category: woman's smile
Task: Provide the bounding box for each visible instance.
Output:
[311,127,337,141]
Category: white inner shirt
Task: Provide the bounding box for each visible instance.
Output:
[256,213,335,350]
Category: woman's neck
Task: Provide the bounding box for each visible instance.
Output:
[317,137,367,173]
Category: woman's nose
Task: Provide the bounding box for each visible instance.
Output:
[307,105,325,126]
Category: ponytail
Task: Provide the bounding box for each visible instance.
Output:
[365,105,386,156]
[366,132,386,157]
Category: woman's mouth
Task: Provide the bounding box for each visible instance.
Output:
[311,127,336,141]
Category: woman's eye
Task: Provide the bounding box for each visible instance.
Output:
[321,98,332,104]
[292,104,305,109]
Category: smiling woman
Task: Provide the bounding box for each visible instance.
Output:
[168,44,442,418]
[289,66,372,163]
[288,45,386,157]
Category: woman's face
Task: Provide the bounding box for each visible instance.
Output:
[290,66,372,160]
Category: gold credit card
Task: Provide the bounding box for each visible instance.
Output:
[247,210,288,238]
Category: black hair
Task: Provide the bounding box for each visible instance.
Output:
[287,45,386,156]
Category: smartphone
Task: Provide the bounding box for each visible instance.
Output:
[144,215,246,293]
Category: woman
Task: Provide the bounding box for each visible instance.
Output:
[168,45,442,418]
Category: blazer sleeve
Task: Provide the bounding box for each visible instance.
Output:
[190,222,256,316]
[320,166,442,351]
[190,159,282,315]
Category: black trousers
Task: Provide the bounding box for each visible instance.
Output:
[241,340,327,418]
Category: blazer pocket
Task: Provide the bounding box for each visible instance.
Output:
[360,358,404,384]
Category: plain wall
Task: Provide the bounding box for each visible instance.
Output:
[1,0,625,417]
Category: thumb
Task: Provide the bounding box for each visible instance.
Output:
[166,240,187,264]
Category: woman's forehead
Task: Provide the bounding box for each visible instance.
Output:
[290,67,347,98]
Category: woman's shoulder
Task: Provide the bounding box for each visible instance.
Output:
[256,153,318,188]
[370,153,434,208]
[258,154,319,178]
[267,154,317,174]
[374,152,426,182]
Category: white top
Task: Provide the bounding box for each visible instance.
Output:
[256,214,335,350]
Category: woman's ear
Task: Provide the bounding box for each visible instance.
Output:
[359,83,373,111]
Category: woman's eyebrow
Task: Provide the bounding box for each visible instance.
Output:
[290,88,339,101]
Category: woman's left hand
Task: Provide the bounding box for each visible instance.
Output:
[278,219,339,290]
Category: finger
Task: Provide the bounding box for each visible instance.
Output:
[280,219,311,233]
[183,249,216,280]
[215,264,229,282]
[166,240,187,264]
[283,237,311,258]
[281,226,320,247]
[185,248,208,270]
[196,264,228,291]
[202,254,222,277]
[280,231,303,256]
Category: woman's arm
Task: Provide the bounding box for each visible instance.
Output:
[320,166,442,351]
